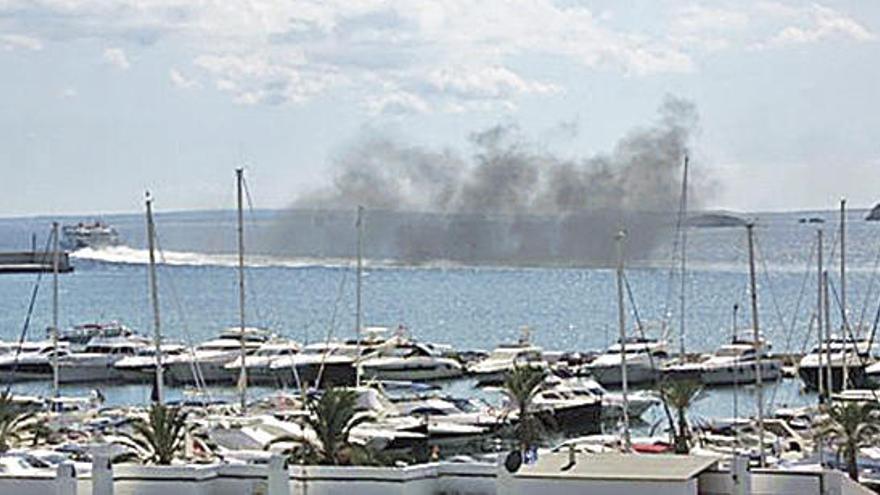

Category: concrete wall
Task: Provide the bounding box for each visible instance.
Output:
[0,461,872,495]
[0,462,497,495]
[507,477,697,495]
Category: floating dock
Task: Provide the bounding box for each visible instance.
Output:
[0,251,73,274]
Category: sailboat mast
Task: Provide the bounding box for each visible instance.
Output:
[145,193,164,405]
[355,206,364,388]
[840,199,846,328]
[615,229,631,452]
[678,155,689,357]
[51,222,60,400]
[236,168,247,413]
[816,229,824,401]
[746,223,765,467]
[823,271,833,392]
[840,198,849,390]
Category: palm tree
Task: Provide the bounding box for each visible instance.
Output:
[269,387,373,465]
[815,401,879,482]
[658,379,702,454]
[0,392,37,452]
[502,365,549,451]
[124,403,190,465]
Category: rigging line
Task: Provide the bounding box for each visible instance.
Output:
[622,272,644,333]
[4,229,54,393]
[763,235,815,409]
[854,227,880,332]
[313,265,351,389]
[154,230,210,395]
[240,173,267,328]
[827,277,880,401]
[660,200,686,341]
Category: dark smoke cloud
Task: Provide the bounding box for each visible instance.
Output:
[268,95,703,266]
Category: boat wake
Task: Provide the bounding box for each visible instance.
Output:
[70,246,353,269]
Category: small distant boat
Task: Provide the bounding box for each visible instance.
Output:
[798,217,824,224]
[60,221,120,250]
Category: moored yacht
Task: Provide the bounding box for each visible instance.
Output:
[0,341,71,381]
[223,339,301,384]
[551,376,660,421]
[467,329,548,386]
[697,338,781,386]
[578,336,668,387]
[529,384,603,435]
[269,327,394,389]
[56,335,151,383]
[798,335,873,391]
[359,337,463,382]
[112,343,190,382]
[54,321,134,346]
[164,327,272,386]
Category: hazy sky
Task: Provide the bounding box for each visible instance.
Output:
[1,0,878,216]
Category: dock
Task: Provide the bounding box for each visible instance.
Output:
[0,251,73,274]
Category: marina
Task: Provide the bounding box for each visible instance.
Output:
[2,1,879,490]
[1,198,880,493]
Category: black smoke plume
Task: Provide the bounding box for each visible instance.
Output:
[267,96,702,266]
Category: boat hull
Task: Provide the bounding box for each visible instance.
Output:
[272,362,357,389]
[537,402,602,435]
[361,364,463,382]
[700,360,782,386]
[799,364,869,392]
[581,363,658,387]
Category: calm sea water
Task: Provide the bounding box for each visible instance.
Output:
[1,207,879,424]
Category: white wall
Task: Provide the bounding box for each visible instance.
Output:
[508,478,696,495]
[0,460,870,495]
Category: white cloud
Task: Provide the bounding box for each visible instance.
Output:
[193,53,339,105]
[169,68,200,89]
[0,33,42,51]
[426,66,559,100]
[1,1,875,111]
[365,90,431,115]
[59,87,77,99]
[758,4,875,49]
[103,47,130,70]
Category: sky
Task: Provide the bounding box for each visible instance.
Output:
[0,0,878,217]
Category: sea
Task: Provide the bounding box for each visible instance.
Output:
[1,207,879,431]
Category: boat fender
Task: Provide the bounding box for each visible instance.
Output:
[504,450,522,473]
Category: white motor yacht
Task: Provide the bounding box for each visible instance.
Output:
[54,321,134,346]
[56,335,151,383]
[269,328,394,388]
[558,377,660,421]
[467,342,547,386]
[269,341,361,389]
[359,337,463,382]
[164,327,272,386]
[0,341,72,381]
[112,343,190,382]
[578,337,668,387]
[799,335,873,391]
[692,338,782,386]
[527,385,603,435]
[223,339,301,384]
